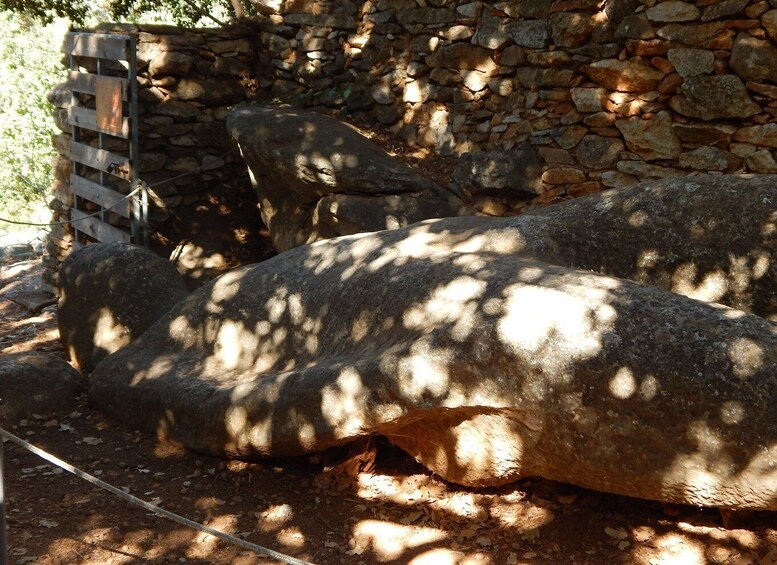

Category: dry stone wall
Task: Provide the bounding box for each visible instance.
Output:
[254,0,777,212]
[47,0,777,279]
[46,23,265,285]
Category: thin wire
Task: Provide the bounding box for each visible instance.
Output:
[0,147,239,228]
[0,427,314,565]
[0,187,141,227]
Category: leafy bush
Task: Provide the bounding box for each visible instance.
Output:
[0,11,66,228]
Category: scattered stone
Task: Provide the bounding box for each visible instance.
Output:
[149,52,195,76]
[175,78,245,105]
[670,75,760,120]
[549,11,599,48]
[451,145,543,198]
[575,135,625,169]
[505,19,550,49]
[581,59,665,93]
[764,9,777,41]
[667,48,714,77]
[425,43,497,75]
[672,123,737,148]
[615,111,681,161]
[601,170,639,188]
[473,9,509,49]
[58,243,189,372]
[571,87,607,113]
[746,149,777,172]
[645,1,700,23]
[0,352,83,425]
[734,123,777,147]
[730,33,777,83]
[701,0,748,22]
[678,146,729,170]
[615,14,655,39]
[541,166,586,184]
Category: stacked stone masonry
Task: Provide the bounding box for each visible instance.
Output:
[46,23,263,283]
[48,0,777,276]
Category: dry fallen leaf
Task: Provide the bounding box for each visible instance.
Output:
[399,510,423,525]
[604,526,628,540]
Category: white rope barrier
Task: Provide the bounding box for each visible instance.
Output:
[0,428,314,565]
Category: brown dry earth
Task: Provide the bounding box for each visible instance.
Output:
[2,257,777,565]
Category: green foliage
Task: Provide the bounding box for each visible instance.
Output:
[0,11,66,226]
[0,0,245,25]
[0,0,87,24]
[109,0,236,26]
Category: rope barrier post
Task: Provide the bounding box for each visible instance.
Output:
[0,416,8,565]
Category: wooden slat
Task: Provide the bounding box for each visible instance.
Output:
[64,32,130,60]
[68,106,130,139]
[71,209,131,243]
[69,141,132,180]
[70,174,131,218]
[66,71,128,101]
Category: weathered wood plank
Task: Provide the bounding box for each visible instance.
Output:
[67,71,129,101]
[68,106,130,139]
[70,175,131,218]
[64,32,130,61]
[69,141,132,180]
[71,209,131,243]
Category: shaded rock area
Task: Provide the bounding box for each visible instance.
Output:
[89,175,777,510]
[227,105,468,252]
[58,243,189,372]
[523,174,777,321]
[0,352,83,425]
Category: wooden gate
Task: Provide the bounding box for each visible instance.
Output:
[64,31,148,247]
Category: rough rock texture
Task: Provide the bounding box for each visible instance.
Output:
[451,145,543,198]
[47,8,777,283]
[58,243,190,372]
[524,175,777,320]
[0,352,83,425]
[227,105,467,252]
[90,175,777,509]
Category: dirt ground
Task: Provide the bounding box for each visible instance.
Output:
[2,257,777,565]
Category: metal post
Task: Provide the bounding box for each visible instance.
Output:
[0,431,8,565]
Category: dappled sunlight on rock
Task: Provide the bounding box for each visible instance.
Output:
[728,337,765,379]
[497,280,615,384]
[87,174,777,510]
[321,367,370,432]
[671,263,729,303]
[92,307,132,356]
[130,356,175,386]
[213,319,260,371]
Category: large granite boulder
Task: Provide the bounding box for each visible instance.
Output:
[0,352,83,425]
[227,105,468,252]
[89,175,777,509]
[58,243,190,372]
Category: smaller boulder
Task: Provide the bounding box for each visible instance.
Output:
[58,243,189,372]
[451,144,544,198]
[0,352,83,426]
[228,105,468,252]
